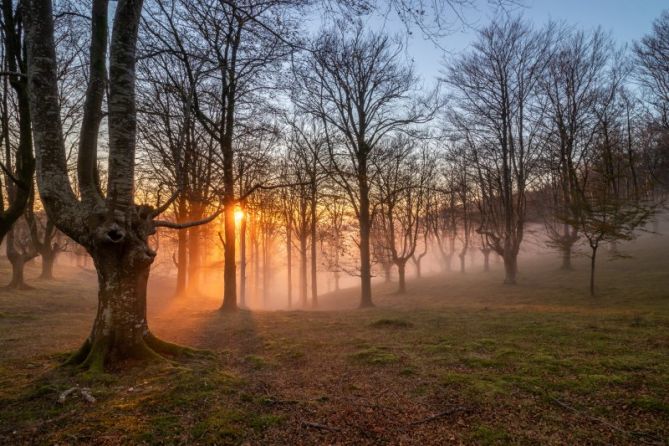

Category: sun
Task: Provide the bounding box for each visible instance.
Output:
[234,208,245,223]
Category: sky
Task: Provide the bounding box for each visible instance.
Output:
[403,0,668,84]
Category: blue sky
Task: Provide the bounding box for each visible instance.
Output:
[402,0,668,83]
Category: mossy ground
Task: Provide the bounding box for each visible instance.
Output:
[0,234,668,445]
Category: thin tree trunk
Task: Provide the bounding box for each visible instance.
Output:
[300,236,307,307]
[358,159,373,308]
[187,203,202,294]
[561,246,573,271]
[176,226,188,296]
[310,204,318,308]
[221,202,237,311]
[590,245,598,297]
[383,262,392,283]
[239,212,247,308]
[262,232,270,307]
[286,220,292,308]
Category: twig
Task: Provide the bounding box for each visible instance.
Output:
[409,406,470,426]
[548,396,663,445]
[301,421,340,432]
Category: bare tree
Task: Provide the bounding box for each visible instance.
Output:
[635,10,669,130]
[25,198,67,280]
[539,28,612,270]
[445,17,552,284]
[23,0,218,369]
[145,0,296,311]
[0,0,35,245]
[375,138,432,293]
[568,80,657,296]
[293,23,433,307]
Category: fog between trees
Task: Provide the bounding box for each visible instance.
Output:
[0,0,666,369]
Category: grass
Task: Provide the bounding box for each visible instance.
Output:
[0,233,668,444]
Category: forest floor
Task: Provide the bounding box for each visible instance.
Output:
[0,236,668,445]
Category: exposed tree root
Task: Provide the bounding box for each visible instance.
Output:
[63,331,212,372]
[144,332,212,359]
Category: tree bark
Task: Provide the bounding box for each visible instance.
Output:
[299,235,307,307]
[40,251,56,280]
[561,246,573,271]
[176,226,188,296]
[481,249,490,272]
[397,261,406,294]
[221,202,237,311]
[6,227,35,289]
[239,211,247,308]
[67,241,185,371]
[187,202,203,294]
[503,250,517,285]
[589,245,598,297]
[285,219,292,308]
[310,197,318,308]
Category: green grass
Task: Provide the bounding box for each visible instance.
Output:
[0,233,668,444]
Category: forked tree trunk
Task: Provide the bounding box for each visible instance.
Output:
[6,229,35,290]
[7,256,31,289]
